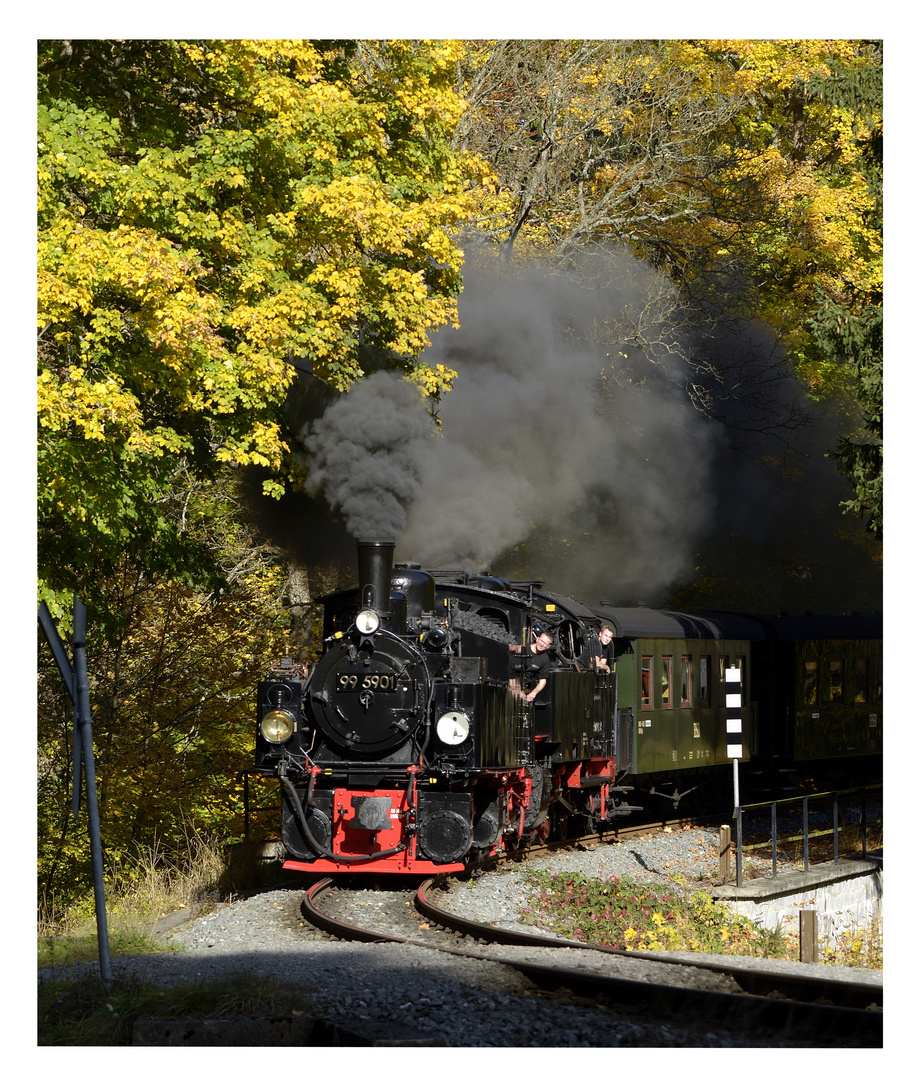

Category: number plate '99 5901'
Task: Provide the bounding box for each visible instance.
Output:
[336,673,399,692]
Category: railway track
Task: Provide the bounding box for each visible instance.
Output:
[302,875,882,1048]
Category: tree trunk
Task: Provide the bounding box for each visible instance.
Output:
[286,563,313,660]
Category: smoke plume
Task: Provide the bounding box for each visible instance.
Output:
[395,259,720,602]
[291,255,880,612]
[301,371,435,539]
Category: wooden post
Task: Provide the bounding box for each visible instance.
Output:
[799,909,818,963]
[719,825,732,884]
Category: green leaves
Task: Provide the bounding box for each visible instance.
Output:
[38,40,474,614]
[38,551,291,914]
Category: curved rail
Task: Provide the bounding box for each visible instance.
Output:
[301,876,881,1046]
[301,877,419,944]
[416,879,884,1015]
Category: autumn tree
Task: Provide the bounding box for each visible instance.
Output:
[456,39,882,533]
[38,537,291,915]
[37,39,482,917]
[804,44,883,537]
[457,40,741,263]
[38,39,476,624]
[455,40,805,441]
[679,39,883,532]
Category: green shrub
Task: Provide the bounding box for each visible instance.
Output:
[821,916,883,968]
[520,870,798,958]
[519,870,882,967]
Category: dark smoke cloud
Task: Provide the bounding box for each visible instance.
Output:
[301,371,435,539]
[396,260,720,602]
[290,255,880,613]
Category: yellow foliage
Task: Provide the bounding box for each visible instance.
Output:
[38,38,481,605]
[459,38,880,389]
[405,363,458,399]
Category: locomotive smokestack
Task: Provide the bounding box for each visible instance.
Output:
[357,538,395,616]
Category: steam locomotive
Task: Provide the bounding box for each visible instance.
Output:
[252,538,882,875]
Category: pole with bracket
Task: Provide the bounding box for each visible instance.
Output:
[38,597,113,989]
[725,666,743,886]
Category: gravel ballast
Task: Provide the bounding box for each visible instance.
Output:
[39,825,882,1048]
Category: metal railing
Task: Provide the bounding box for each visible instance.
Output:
[728,784,881,887]
[237,769,280,842]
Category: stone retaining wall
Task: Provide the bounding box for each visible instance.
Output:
[712,855,882,944]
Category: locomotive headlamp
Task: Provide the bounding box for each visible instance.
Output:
[355,608,380,635]
[436,710,470,746]
[261,708,295,744]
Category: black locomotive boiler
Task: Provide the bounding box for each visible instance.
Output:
[252,538,882,875]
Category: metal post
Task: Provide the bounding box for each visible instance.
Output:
[72,600,113,989]
[38,598,112,989]
[861,788,867,856]
[803,794,809,871]
[833,792,839,863]
[771,802,777,877]
[725,665,743,882]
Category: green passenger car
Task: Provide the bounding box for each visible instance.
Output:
[745,613,883,774]
[593,608,766,808]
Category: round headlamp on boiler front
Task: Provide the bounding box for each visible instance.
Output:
[261,708,295,744]
[436,710,471,746]
[355,608,381,635]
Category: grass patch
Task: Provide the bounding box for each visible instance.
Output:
[38,974,308,1046]
[37,828,309,1045]
[519,870,882,967]
[521,870,791,957]
[105,826,228,922]
[39,824,230,970]
[39,828,296,980]
[38,923,175,970]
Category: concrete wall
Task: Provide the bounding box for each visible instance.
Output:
[712,858,882,944]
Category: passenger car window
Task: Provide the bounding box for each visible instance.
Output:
[660,656,672,708]
[680,656,691,707]
[699,656,711,706]
[852,658,868,704]
[829,659,844,704]
[804,659,818,705]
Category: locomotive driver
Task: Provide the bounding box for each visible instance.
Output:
[509,631,555,703]
[592,624,615,673]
